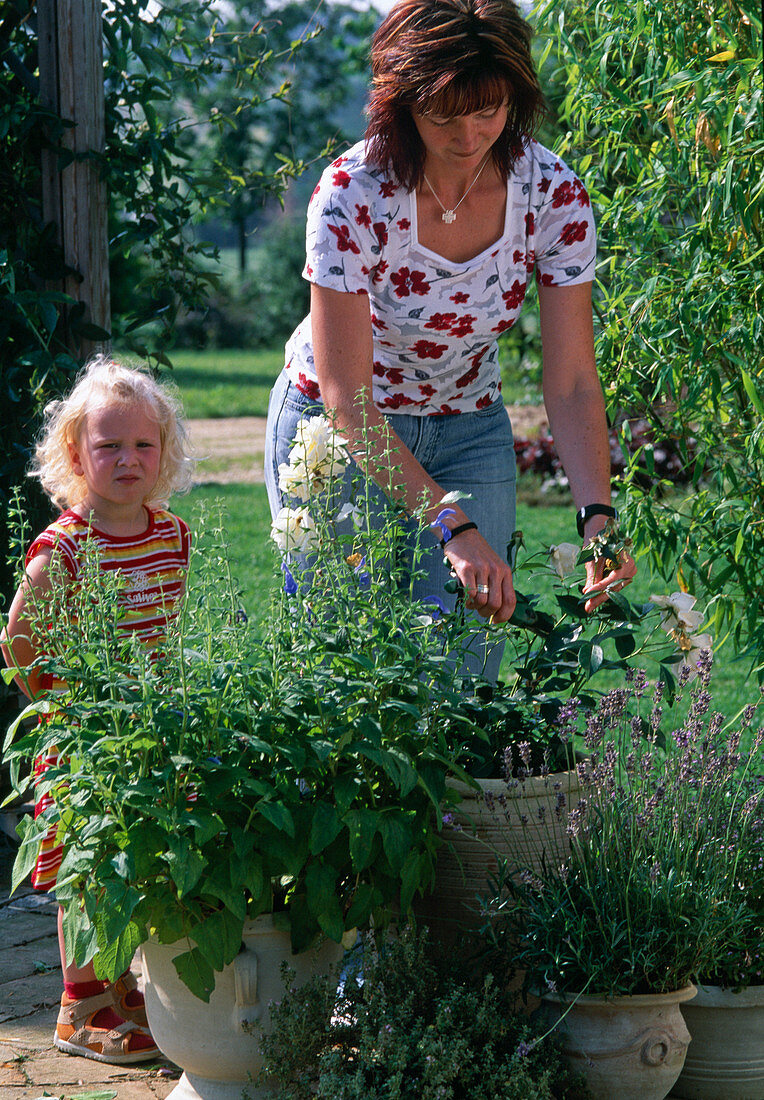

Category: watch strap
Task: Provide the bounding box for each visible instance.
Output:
[576,504,617,538]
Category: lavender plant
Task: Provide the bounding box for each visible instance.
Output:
[481,656,763,997]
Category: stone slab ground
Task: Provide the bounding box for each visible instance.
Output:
[0,889,179,1100]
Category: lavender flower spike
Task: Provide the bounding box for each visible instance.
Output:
[430,508,457,543]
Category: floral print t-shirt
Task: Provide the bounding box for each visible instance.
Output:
[285,139,596,416]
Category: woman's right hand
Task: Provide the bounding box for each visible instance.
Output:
[442,527,516,623]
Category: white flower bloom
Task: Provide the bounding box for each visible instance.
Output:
[658,607,705,635]
[270,506,317,554]
[650,592,697,616]
[651,591,706,636]
[438,490,469,505]
[277,459,312,502]
[336,501,363,527]
[548,542,580,579]
[680,633,713,678]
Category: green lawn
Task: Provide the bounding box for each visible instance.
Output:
[160,348,284,419]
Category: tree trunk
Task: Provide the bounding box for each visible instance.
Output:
[38,0,111,359]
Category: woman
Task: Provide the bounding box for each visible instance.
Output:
[265,0,635,679]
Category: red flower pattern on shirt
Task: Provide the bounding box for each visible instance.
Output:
[383,392,415,408]
[450,291,469,304]
[379,181,397,197]
[559,221,588,246]
[450,315,476,337]
[333,170,352,189]
[412,339,448,360]
[355,204,371,227]
[391,267,431,298]
[328,223,361,254]
[551,180,576,208]
[456,362,480,388]
[425,312,457,332]
[476,393,492,409]
[371,261,389,284]
[502,280,527,311]
[296,373,321,400]
[373,222,388,246]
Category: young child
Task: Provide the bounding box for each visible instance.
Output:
[1,355,195,1064]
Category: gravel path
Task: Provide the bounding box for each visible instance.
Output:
[187,406,548,485]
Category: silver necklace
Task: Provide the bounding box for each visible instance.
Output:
[422,155,490,224]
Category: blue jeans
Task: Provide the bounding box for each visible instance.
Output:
[264,371,517,681]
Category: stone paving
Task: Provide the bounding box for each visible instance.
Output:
[0,872,180,1100]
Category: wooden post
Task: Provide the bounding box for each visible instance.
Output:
[38,0,111,359]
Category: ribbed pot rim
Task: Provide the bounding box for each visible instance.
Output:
[689,982,764,1008]
[447,769,579,800]
[541,984,697,1008]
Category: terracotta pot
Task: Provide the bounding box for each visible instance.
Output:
[542,985,697,1100]
[417,769,580,941]
[671,982,764,1099]
[142,914,343,1100]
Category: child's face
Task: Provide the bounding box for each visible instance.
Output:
[69,402,162,511]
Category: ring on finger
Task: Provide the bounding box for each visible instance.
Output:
[476,584,489,594]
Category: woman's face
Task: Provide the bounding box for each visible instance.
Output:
[411,100,509,172]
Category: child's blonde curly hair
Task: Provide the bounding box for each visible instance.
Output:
[31,355,196,510]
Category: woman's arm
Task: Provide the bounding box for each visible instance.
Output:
[539,282,636,610]
[0,550,55,699]
[310,283,516,622]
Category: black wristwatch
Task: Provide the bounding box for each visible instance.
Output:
[576,504,618,539]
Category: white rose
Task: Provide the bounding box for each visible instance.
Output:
[270,506,317,554]
[277,459,312,502]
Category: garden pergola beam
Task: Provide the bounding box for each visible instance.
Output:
[38,0,110,357]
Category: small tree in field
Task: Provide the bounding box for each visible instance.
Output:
[538,0,763,669]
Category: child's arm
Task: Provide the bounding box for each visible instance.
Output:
[0,549,55,700]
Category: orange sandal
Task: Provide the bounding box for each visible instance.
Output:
[54,990,159,1064]
[109,970,149,1029]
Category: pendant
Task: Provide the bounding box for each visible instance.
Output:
[441,210,456,224]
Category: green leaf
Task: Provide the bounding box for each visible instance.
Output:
[345,883,378,928]
[173,946,216,1002]
[400,850,424,913]
[614,632,636,658]
[93,920,143,983]
[344,808,378,871]
[258,801,295,836]
[11,815,44,893]
[305,861,337,918]
[190,908,244,972]
[316,894,344,942]
[379,813,412,874]
[309,802,343,854]
[166,836,206,897]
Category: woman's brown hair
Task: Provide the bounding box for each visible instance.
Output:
[366,0,545,191]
